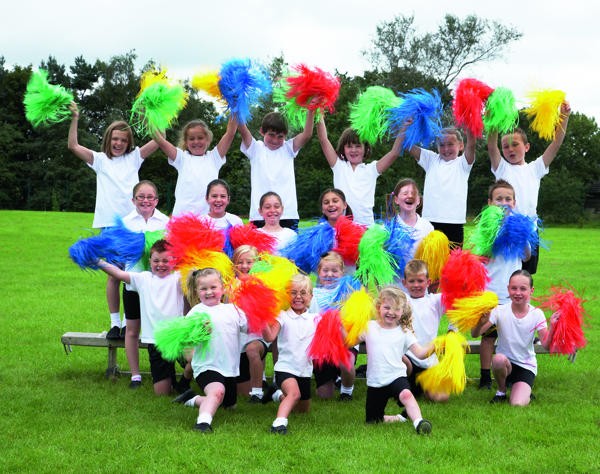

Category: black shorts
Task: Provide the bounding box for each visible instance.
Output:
[275,371,311,401]
[196,370,238,408]
[406,357,427,397]
[313,362,339,388]
[123,286,141,320]
[430,222,464,248]
[365,376,411,423]
[236,340,268,383]
[250,219,299,232]
[482,325,498,339]
[522,241,539,275]
[507,362,536,388]
[147,344,176,385]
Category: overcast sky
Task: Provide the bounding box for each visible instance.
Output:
[2,0,598,123]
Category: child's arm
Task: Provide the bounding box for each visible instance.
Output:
[471,312,493,338]
[151,129,178,160]
[542,101,571,167]
[539,312,559,350]
[215,116,238,158]
[238,122,253,149]
[316,116,338,168]
[464,128,476,165]
[139,139,160,159]
[67,102,94,165]
[292,109,316,152]
[96,260,131,284]
[376,128,405,173]
[407,340,435,360]
[487,130,502,172]
[261,321,281,343]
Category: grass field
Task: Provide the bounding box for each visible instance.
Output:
[0,211,598,473]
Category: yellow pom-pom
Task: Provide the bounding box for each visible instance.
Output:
[191,70,223,101]
[524,89,566,141]
[446,291,499,332]
[414,230,450,282]
[178,249,235,299]
[340,289,374,346]
[139,68,170,95]
[251,254,298,310]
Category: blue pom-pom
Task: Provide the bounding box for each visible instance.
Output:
[329,275,363,307]
[492,212,538,260]
[384,218,416,278]
[280,221,334,273]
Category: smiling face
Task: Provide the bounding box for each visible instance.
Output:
[507,274,534,307]
[133,183,158,219]
[489,186,516,210]
[185,125,211,156]
[321,191,347,225]
[259,194,283,226]
[343,142,366,167]
[394,183,420,214]
[234,251,257,276]
[289,281,312,315]
[206,184,230,218]
[149,250,172,278]
[317,261,344,287]
[501,133,530,165]
[196,273,225,307]
[402,272,430,299]
[261,130,286,151]
[377,298,404,328]
[437,134,464,162]
[110,129,130,157]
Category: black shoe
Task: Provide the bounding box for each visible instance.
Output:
[106,326,121,340]
[530,392,536,401]
[270,425,287,435]
[172,388,196,404]
[120,326,126,339]
[416,419,432,435]
[193,422,213,433]
[249,394,263,404]
[355,364,367,378]
[262,384,277,404]
[490,394,507,404]
[129,379,142,389]
[338,393,353,402]
[174,376,191,394]
[478,379,492,390]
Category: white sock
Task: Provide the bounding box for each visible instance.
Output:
[131,374,142,382]
[413,418,422,429]
[197,413,213,425]
[395,413,407,423]
[250,387,264,398]
[272,389,283,403]
[184,396,199,408]
[340,384,354,395]
[110,312,121,328]
[272,417,288,428]
[496,390,506,397]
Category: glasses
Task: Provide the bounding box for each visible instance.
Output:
[135,195,157,202]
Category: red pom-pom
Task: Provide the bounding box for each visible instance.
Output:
[228,223,277,253]
[332,215,366,265]
[230,274,279,334]
[452,78,494,138]
[440,249,489,310]
[165,214,225,266]
[285,64,340,112]
[308,309,352,369]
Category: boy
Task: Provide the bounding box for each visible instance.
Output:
[97,239,184,395]
[487,101,571,274]
[402,259,449,402]
[238,110,315,231]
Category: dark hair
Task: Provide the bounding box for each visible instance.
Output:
[488,179,515,201]
[206,179,231,199]
[510,269,533,287]
[150,239,169,255]
[102,121,134,157]
[319,187,353,222]
[261,112,288,134]
[336,128,371,160]
[133,180,158,198]
[259,191,283,209]
[502,127,528,145]
[178,119,213,150]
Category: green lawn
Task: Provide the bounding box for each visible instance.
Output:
[0,211,598,473]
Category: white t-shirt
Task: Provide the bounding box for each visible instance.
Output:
[485,255,522,304]
[169,148,225,217]
[88,149,144,228]
[493,156,549,217]
[406,293,444,369]
[274,308,319,377]
[190,303,247,378]
[364,320,417,387]
[418,149,473,224]
[396,214,434,259]
[241,137,299,221]
[201,213,243,231]
[331,159,380,226]
[257,227,297,254]
[489,303,547,375]
[128,272,184,344]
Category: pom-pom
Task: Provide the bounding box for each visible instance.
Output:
[130,69,188,135]
[280,222,334,274]
[229,275,279,334]
[524,90,567,141]
[142,229,166,270]
[452,78,494,138]
[445,291,499,332]
[191,70,223,101]
[154,312,212,361]
[467,205,505,257]
[308,309,352,369]
[416,331,468,395]
[218,58,271,124]
[536,286,588,355]
[177,249,235,299]
[250,254,299,311]
[166,214,225,265]
[349,86,401,144]
[24,69,74,127]
[329,275,363,309]
[388,88,443,150]
[227,223,277,254]
[483,87,519,134]
[355,224,397,289]
[384,217,416,278]
[340,288,374,347]
[284,64,340,113]
[440,249,489,310]
[492,211,538,260]
[332,216,366,266]
[272,76,314,132]
[414,230,451,282]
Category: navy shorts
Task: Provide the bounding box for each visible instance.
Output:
[123,286,141,320]
[196,370,238,408]
[236,340,268,383]
[430,222,464,248]
[365,376,411,423]
[147,344,176,385]
[251,219,299,232]
[406,357,427,397]
[507,362,536,388]
[275,371,311,401]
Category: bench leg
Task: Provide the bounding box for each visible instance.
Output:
[106,346,119,379]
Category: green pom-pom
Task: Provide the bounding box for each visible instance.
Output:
[154,312,212,361]
[467,205,505,257]
[349,86,402,144]
[355,224,397,290]
[24,69,74,127]
[273,76,320,132]
[130,80,188,136]
[483,87,519,134]
[142,230,166,270]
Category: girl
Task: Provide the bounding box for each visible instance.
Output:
[320,188,349,227]
[68,102,159,339]
[262,274,319,435]
[122,180,170,389]
[361,286,433,434]
[153,117,238,216]
[317,116,403,226]
[257,192,297,253]
[182,268,247,433]
[472,270,557,406]
[310,252,356,401]
[202,179,243,231]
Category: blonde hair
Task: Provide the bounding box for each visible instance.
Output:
[186,267,223,307]
[317,251,344,274]
[178,120,213,150]
[375,286,413,331]
[404,259,429,279]
[102,121,134,157]
[232,245,258,265]
[289,273,313,295]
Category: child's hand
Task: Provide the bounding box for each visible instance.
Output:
[550,312,560,326]
[479,312,490,326]
[69,101,79,118]
[560,101,571,116]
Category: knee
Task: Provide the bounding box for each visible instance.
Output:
[245,343,263,361]
[491,353,508,369]
[399,389,415,405]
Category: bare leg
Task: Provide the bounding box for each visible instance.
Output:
[153,377,172,396]
[276,378,301,419]
[125,319,141,377]
[491,353,511,393]
[399,389,422,422]
[106,275,120,315]
[509,382,532,406]
[246,341,266,392]
[198,382,225,418]
[340,353,356,388]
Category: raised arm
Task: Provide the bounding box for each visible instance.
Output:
[151,129,178,160]
[261,321,281,343]
[542,101,571,167]
[316,116,338,167]
[139,138,159,159]
[292,109,316,152]
[487,130,502,171]
[376,125,406,173]
[97,260,131,284]
[215,116,238,158]
[67,102,94,165]
[463,128,476,165]
[238,122,253,149]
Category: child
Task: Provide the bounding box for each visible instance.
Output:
[407,127,476,247]
[202,179,243,231]
[361,286,433,434]
[317,117,403,226]
[309,251,356,401]
[472,270,557,406]
[487,101,571,274]
[320,188,349,227]
[401,260,449,402]
[262,274,319,435]
[153,117,237,216]
[122,180,170,388]
[257,192,297,253]
[96,239,184,395]
[180,268,247,433]
[239,110,315,231]
[68,102,159,339]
